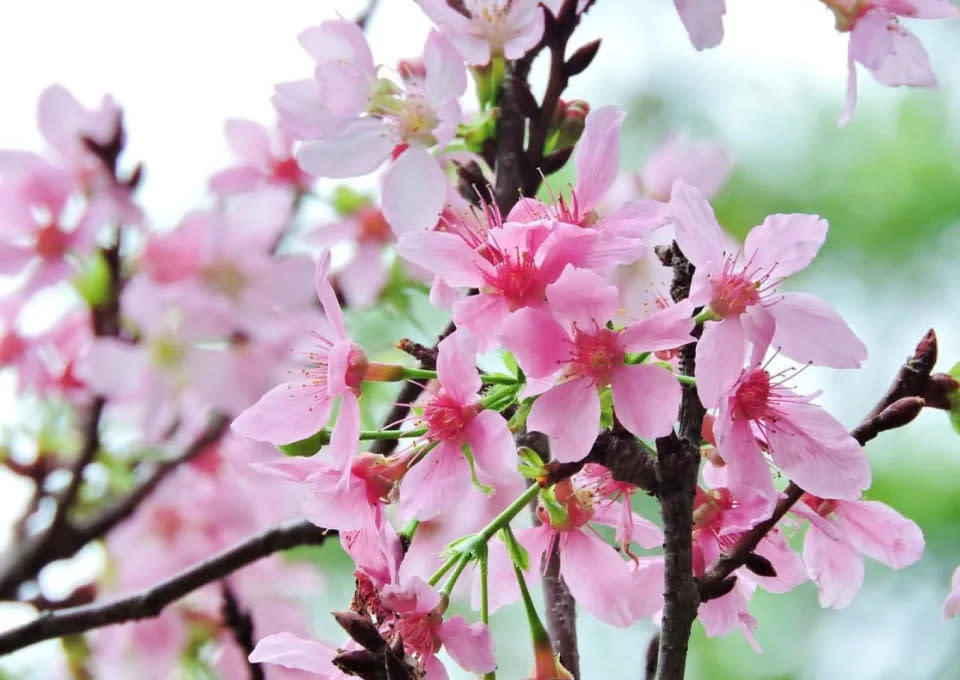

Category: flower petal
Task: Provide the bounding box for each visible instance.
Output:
[437,330,481,404]
[610,364,681,439]
[527,377,600,463]
[438,617,496,673]
[231,381,332,445]
[382,146,447,235]
[768,292,867,368]
[249,632,336,674]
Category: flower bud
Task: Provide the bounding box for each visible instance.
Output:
[549,99,590,152]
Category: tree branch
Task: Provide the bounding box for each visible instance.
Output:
[0,520,336,655]
[221,583,265,680]
[654,243,704,680]
[698,329,940,601]
[0,414,228,601]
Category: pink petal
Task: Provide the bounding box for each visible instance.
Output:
[437,330,481,404]
[668,180,727,270]
[674,0,726,50]
[382,575,442,615]
[768,292,867,368]
[610,364,681,440]
[694,318,746,410]
[438,617,496,673]
[209,166,265,195]
[836,500,924,569]
[339,242,389,307]
[400,441,472,520]
[743,213,827,281]
[714,409,777,502]
[944,567,960,618]
[750,529,808,594]
[642,132,732,201]
[697,585,759,644]
[852,10,937,87]
[889,0,960,18]
[803,524,864,609]
[249,632,336,674]
[223,118,272,168]
[598,199,667,238]
[299,20,374,73]
[574,106,626,213]
[382,146,447,236]
[423,654,451,680]
[838,46,859,127]
[620,299,695,352]
[396,230,486,288]
[544,265,619,329]
[296,118,393,178]
[315,251,346,338]
[769,402,871,501]
[527,377,600,463]
[231,380,332,445]
[496,307,569,379]
[330,391,361,472]
[77,339,150,398]
[424,31,468,107]
[590,500,663,549]
[465,409,517,478]
[36,85,85,153]
[476,526,551,613]
[452,293,513,353]
[559,530,637,626]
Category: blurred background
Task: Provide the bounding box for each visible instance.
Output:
[0,0,958,678]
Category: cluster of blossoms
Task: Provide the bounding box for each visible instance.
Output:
[1,2,958,679]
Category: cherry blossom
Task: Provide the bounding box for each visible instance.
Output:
[670,179,867,407]
[399,330,517,520]
[793,493,924,608]
[713,350,872,504]
[673,0,727,50]
[499,265,693,462]
[210,119,310,196]
[830,1,959,124]
[416,0,545,65]
[278,20,466,235]
[232,252,366,463]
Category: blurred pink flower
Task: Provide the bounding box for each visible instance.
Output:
[416,0,545,65]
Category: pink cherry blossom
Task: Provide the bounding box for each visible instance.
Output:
[210,119,310,196]
[483,475,663,626]
[499,266,694,462]
[507,106,666,238]
[0,156,100,296]
[36,84,121,182]
[673,0,726,50]
[713,354,871,504]
[691,477,807,647]
[399,330,517,520]
[279,21,467,235]
[832,1,959,124]
[670,179,867,407]
[380,577,496,679]
[398,216,644,350]
[232,251,366,456]
[793,493,924,608]
[416,0,545,65]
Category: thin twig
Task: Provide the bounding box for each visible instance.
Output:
[0,520,336,655]
[221,583,265,680]
[0,414,228,600]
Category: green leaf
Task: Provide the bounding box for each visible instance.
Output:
[278,429,330,456]
[517,445,545,479]
[508,397,533,432]
[72,250,112,307]
[501,526,530,571]
[331,185,371,215]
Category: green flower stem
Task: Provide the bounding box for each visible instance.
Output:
[481,550,495,679]
[426,483,541,586]
[478,483,540,542]
[400,367,518,386]
[507,525,551,646]
[676,375,696,386]
[624,351,651,365]
[694,306,718,324]
[357,427,427,441]
[440,554,471,598]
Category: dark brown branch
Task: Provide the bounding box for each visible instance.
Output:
[0,414,228,601]
[0,520,336,655]
[654,243,704,680]
[698,329,941,602]
[542,541,580,678]
[221,583,265,680]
